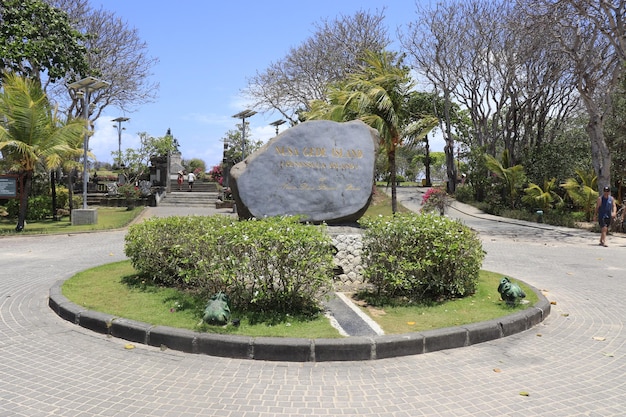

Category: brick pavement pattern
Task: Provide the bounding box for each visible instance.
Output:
[1,191,625,416]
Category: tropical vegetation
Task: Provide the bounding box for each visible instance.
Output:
[305,51,437,213]
[124,215,336,316]
[0,73,85,231]
[360,213,484,303]
[2,0,626,231]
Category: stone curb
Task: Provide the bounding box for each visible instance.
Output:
[49,280,550,362]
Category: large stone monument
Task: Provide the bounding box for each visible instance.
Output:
[230,120,379,224]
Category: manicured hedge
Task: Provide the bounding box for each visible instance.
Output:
[124,215,335,314]
[359,213,484,302]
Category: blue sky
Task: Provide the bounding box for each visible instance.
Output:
[91,0,442,168]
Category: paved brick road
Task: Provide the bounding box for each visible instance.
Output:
[1,194,624,416]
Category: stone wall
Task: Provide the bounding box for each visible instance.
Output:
[330,231,365,291]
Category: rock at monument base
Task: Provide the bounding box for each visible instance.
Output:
[230,120,380,224]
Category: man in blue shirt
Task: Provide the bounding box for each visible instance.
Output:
[594,185,617,247]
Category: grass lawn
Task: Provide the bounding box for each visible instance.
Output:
[361,186,411,217]
[352,270,538,334]
[62,260,343,339]
[50,184,537,338]
[0,207,144,235]
[62,261,537,339]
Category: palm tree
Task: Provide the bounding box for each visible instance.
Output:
[0,73,85,231]
[58,127,89,216]
[522,178,563,212]
[484,151,526,209]
[305,50,433,213]
[561,169,598,221]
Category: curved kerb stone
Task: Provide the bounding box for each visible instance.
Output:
[49,280,550,362]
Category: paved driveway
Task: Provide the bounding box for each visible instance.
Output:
[1,194,625,416]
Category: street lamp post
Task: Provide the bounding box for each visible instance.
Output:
[424,134,432,187]
[68,76,110,211]
[222,139,231,188]
[269,119,286,136]
[112,117,129,168]
[232,109,257,160]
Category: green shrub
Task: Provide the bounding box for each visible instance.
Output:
[382,173,405,184]
[51,186,80,211]
[500,208,577,228]
[500,208,536,222]
[570,211,587,222]
[6,195,52,220]
[359,213,484,302]
[543,211,577,228]
[454,184,474,203]
[124,215,334,315]
[124,215,234,288]
[55,186,70,209]
[219,217,334,314]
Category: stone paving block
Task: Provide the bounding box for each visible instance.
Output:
[498,310,530,336]
[462,320,502,345]
[78,310,115,335]
[422,327,467,353]
[252,337,313,361]
[532,298,551,325]
[195,333,253,359]
[314,337,373,361]
[47,284,69,315]
[525,306,545,328]
[110,318,152,344]
[57,301,85,324]
[373,333,424,359]
[148,326,195,353]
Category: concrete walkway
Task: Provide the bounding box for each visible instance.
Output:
[1,189,625,416]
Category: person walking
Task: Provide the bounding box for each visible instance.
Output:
[594,185,617,247]
[187,171,196,192]
[177,171,184,191]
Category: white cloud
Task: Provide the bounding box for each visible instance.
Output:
[91,116,140,164]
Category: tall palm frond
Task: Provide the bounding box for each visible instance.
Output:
[305,50,413,213]
[402,115,439,148]
[561,169,598,221]
[0,73,86,230]
[522,178,563,212]
[485,153,526,208]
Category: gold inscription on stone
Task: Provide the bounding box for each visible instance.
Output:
[275,146,362,159]
[275,145,364,172]
[275,146,300,156]
[279,160,327,169]
[331,148,363,158]
[302,147,326,157]
[329,162,357,170]
[281,180,342,191]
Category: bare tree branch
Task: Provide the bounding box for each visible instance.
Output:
[521,0,625,190]
[243,9,391,124]
[44,0,159,124]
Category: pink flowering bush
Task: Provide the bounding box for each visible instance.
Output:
[421,187,448,215]
[209,165,223,185]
